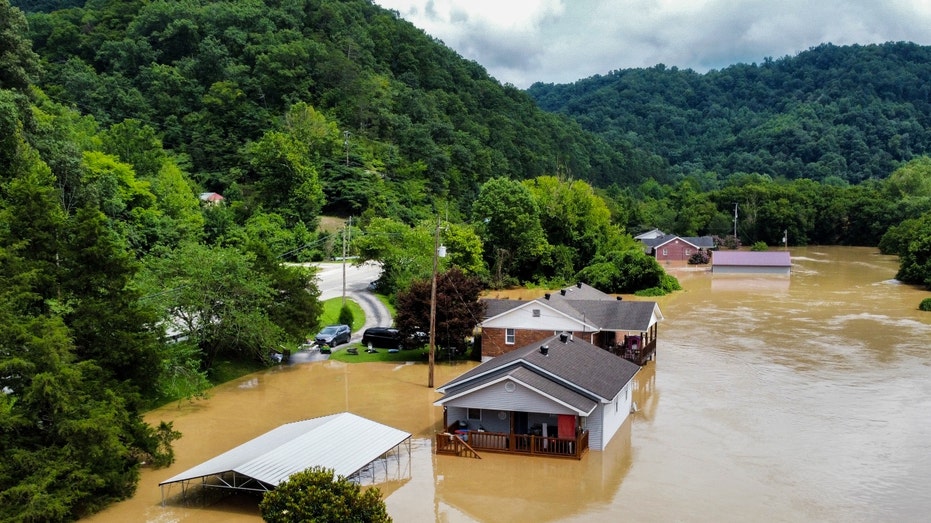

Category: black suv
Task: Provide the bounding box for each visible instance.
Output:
[361,327,402,349]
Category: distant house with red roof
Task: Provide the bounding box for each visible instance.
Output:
[711,251,791,275]
[199,192,225,205]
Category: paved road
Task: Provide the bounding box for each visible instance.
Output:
[289,261,390,363]
[313,261,390,336]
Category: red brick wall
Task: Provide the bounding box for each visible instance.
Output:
[654,239,697,262]
[481,327,602,357]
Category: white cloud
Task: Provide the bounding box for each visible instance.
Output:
[376,0,931,88]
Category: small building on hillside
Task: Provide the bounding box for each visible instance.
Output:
[434,333,641,459]
[711,250,791,275]
[199,192,225,205]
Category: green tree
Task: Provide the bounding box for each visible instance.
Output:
[139,242,284,369]
[62,207,162,394]
[472,177,548,286]
[575,249,675,294]
[354,217,434,295]
[394,267,484,356]
[894,211,931,289]
[259,467,391,523]
[885,156,931,199]
[245,102,332,227]
[0,0,40,92]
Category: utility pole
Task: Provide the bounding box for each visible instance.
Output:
[428,215,440,388]
[343,131,350,166]
[733,202,738,239]
[341,217,351,305]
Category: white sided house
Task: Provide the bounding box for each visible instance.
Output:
[480,283,663,365]
[434,333,641,459]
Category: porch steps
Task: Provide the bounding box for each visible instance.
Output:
[435,433,482,459]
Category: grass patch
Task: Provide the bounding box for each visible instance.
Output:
[328,345,429,363]
[317,298,364,331]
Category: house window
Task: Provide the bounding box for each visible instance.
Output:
[685,249,691,256]
[662,248,668,256]
[467,408,481,421]
[505,328,515,345]
[532,309,540,317]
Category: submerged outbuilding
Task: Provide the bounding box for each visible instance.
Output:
[158,412,411,503]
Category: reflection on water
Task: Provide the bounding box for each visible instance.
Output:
[85,247,931,522]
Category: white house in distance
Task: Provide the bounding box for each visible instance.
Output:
[433,332,641,459]
[711,251,792,275]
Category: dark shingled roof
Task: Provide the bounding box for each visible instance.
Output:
[437,334,641,404]
[640,234,715,250]
[482,298,526,319]
[547,299,659,332]
[483,282,661,332]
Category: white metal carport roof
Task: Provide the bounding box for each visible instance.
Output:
[159,412,411,493]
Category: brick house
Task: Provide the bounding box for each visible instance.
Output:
[479,283,663,365]
[640,233,715,263]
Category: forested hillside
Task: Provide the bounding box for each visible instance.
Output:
[528,42,931,184]
[19,0,664,224]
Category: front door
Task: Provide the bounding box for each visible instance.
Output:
[514,411,528,434]
[557,415,575,439]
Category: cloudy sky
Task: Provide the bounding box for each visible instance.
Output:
[374,0,931,88]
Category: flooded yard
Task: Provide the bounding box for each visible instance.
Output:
[86,247,931,522]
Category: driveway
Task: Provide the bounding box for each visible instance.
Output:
[288,261,391,363]
[313,261,390,337]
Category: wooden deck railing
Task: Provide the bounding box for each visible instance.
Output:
[609,338,656,366]
[435,433,481,458]
[438,429,588,459]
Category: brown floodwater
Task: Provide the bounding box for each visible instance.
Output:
[85,246,931,522]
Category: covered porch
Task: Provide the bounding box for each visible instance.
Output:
[436,408,589,460]
[597,323,659,366]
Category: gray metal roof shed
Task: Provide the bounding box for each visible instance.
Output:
[159,412,411,501]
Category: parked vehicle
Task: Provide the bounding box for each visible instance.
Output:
[314,324,351,347]
[361,327,402,349]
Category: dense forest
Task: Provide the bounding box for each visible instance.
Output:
[528,42,931,185]
[16,0,665,223]
[2,0,931,520]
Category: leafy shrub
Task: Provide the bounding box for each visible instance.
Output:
[751,241,768,251]
[260,467,391,522]
[714,235,741,249]
[338,303,354,329]
[920,297,931,311]
[688,251,710,264]
[634,273,682,296]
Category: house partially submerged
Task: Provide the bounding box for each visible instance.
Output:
[434,333,641,459]
[639,233,715,263]
[712,250,792,275]
[481,283,663,365]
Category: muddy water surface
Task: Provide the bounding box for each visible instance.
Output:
[87,246,931,522]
